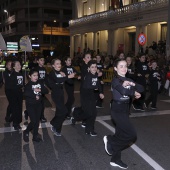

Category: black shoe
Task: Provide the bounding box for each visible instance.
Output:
[96,105,104,108]
[103,136,112,155]
[86,131,97,136]
[81,122,86,128]
[132,104,145,111]
[14,125,22,131]
[32,136,42,142]
[70,117,76,125]
[144,102,148,108]
[23,130,29,142]
[41,118,47,123]
[110,160,128,169]
[150,106,157,109]
[51,126,56,133]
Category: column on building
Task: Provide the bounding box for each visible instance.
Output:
[166,0,170,59]
[107,29,117,56]
[107,29,113,56]
[70,35,75,58]
[142,25,148,52]
[80,34,84,53]
[93,32,97,53]
[135,25,142,55]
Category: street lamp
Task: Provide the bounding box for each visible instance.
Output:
[4,9,8,18]
[50,20,57,50]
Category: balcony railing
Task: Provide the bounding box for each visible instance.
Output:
[69,0,168,26]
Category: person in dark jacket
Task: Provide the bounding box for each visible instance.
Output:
[23,69,49,142]
[71,60,104,136]
[62,56,79,118]
[8,61,24,130]
[48,58,75,136]
[145,61,161,109]
[132,54,150,111]
[103,59,144,169]
[3,60,13,122]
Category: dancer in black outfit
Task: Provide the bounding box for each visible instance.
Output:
[71,60,104,136]
[23,69,49,142]
[103,59,144,169]
[8,61,24,130]
[48,58,75,136]
[3,60,13,122]
[62,56,79,118]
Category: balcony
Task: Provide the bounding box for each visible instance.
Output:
[69,0,168,26]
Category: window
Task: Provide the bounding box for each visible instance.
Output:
[83,1,87,16]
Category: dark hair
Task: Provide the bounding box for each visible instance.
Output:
[113,59,127,78]
[83,52,91,58]
[51,58,60,65]
[139,53,145,58]
[5,60,12,67]
[11,60,21,68]
[28,69,38,76]
[113,58,126,68]
[65,56,71,61]
[87,60,97,67]
[36,55,45,60]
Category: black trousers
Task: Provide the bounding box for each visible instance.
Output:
[145,86,158,107]
[108,102,137,162]
[25,102,42,138]
[50,88,67,133]
[40,95,45,119]
[133,85,146,108]
[65,83,75,116]
[73,89,97,133]
[5,89,12,121]
[9,89,23,127]
[95,83,104,107]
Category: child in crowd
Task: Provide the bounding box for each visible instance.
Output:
[48,58,75,136]
[3,60,13,122]
[145,61,161,109]
[132,54,150,111]
[8,61,24,130]
[23,69,49,142]
[71,60,104,136]
[103,59,143,169]
[62,56,79,118]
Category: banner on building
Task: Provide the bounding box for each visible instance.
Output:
[19,35,32,52]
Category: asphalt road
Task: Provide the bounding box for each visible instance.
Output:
[0,81,170,170]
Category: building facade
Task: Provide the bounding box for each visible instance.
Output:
[69,0,169,57]
[0,0,72,55]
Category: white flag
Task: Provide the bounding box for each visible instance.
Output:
[0,33,7,50]
[19,35,32,52]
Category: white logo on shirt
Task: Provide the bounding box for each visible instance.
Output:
[67,68,73,75]
[17,76,23,85]
[32,84,41,95]
[92,78,97,86]
[142,65,147,70]
[39,70,45,79]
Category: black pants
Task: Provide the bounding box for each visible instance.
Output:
[133,86,146,108]
[9,89,23,127]
[73,89,97,133]
[65,83,75,117]
[145,86,158,107]
[50,88,67,133]
[5,89,12,121]
[25,102,42,138]
[40,95,45,119]
[95,83,104,107]
[108,102,137,162]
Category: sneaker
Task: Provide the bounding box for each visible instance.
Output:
[96,105,104,108]
[81,122,86,128]
[23,110,28,121]
[54,131,62,137]
[86,131,97,136]
[70,117,76,125]
[150,106,157,109]
[41,118,47,123]
[132,104,138,110]
[110,160,128,169]
[144,102,148,108]
[23,130,29,142]
[132,104,145,111]
[103,136,112,155]
[71,107,75,114]
[138,107,145,112]
[13,125,22,131]
[32,136,42,142]
[51,126,56,133]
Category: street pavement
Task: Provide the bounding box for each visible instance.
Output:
[0,80,170,170]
